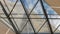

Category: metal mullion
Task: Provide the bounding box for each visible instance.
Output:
[3,0,20,32]
[1,17,60,19]
[20,0,36,34]
[54,25,60,32]
[20,20,28,32]
[3,0,41,32]
[1,13,60,15]
[0,16,14,32]
[37,20,47,33]
[39,0,54,34]
[8,0,18,16]
[0,1,19,34]
[29,0,39,14]
[20,0,40,33]
[0,13,59,15]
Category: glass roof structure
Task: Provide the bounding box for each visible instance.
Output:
[0,0,60,34]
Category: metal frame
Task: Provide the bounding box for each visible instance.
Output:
[0,0,60,34]
[0,1,19,34]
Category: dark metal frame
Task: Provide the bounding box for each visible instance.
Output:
[0,0,60,34]
[39,0,53,34]
[0,1,19,34]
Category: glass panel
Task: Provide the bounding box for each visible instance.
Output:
[45,0,60,33]
[0,0,60,34]
[0,20,15,34]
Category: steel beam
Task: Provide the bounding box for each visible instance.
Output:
[0,1,19,34]
[39,0,54,34]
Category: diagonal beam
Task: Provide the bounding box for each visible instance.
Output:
[8,0,18,16]
[3,0,20,32]
[20,0,39,33]
[54,25,60,32]
[39,0,54,34]
[20,0,36,34]
[37,20,47,33]
[0,1,19,34]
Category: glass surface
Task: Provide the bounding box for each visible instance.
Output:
[0,0,60,34]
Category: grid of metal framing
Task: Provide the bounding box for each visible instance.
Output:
[0,0,60,34]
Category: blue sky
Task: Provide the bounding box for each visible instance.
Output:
[22,0,57,14]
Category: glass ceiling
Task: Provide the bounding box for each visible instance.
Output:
[0,0,60,34]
